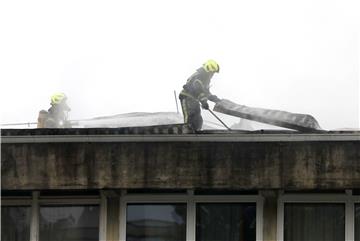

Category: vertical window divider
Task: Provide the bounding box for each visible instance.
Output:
[277,193,285,241]
[346,190,355,241]
[119,190,127,241]
[257,194,264,241]
[99,191,107,241]
[186,189,196,241]
[30,191,39,241]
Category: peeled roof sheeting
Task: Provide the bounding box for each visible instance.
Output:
[214,99,323,132]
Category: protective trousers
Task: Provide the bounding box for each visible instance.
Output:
[179,96,203,131]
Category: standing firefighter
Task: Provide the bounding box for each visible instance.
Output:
[179,60,221,131]
[37,93,71,128]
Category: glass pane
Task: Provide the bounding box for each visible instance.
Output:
[127,204,186,241]
[355,204,360,241]
[196,203,256,241]
[284,203,345,241]
[1,206,31,241]
[39,205,99,241]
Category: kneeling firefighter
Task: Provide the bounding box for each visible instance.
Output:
[179,60,221,131]
[37,93,72,128]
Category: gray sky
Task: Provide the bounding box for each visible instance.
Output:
[0,0,359,130]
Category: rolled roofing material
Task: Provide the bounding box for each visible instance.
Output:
[214,99,323,132]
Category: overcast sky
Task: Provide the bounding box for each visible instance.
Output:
[0,0,359,130]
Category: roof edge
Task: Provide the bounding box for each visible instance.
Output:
[2,133,359,143]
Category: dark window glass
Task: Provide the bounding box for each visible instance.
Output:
[1,206,31,241]
[284,203,345,241]
[127,204,186,241]
[355,204,360,241]
[196,203,256,241]
[39,205,99,241]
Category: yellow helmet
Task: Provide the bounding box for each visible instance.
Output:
[51,93,67,105]
[203,59,220,73]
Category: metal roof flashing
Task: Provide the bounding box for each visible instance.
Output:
[1,126,359,143]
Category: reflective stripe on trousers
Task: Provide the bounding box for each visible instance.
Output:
[179,96,203,131]
[181,98,189,123]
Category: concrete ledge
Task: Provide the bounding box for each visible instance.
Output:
[2,138,359,190]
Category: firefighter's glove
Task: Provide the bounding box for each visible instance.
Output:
[208,95,220,103]
[201,101,209,110]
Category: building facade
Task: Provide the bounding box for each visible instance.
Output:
[1,127,360,241]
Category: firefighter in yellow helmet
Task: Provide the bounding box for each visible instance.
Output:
[42,93,71,128]
[179,60,221,131]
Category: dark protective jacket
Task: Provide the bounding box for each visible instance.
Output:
[179,68,214,104]
[45,102,71,128]
[48,102,70,121]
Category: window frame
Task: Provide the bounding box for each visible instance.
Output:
[277,191,360,241]
[119,190,263,241]
[354,199,360,241]
[1,197,32,241]
[1,191,105,241]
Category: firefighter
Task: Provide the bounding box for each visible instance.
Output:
[179,60,221,131]
[41,93,71,128]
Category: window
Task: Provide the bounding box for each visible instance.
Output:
[284,203,345,241]
[355,204,360,241]
[39,205,100,241]
[278,193,359,241]
[120,193,263,241]
[1,192,103,241]
[196,203,256,241]
[126,204,186,241]
[1,206,31,241]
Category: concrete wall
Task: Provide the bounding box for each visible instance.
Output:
[2,139,359,190]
